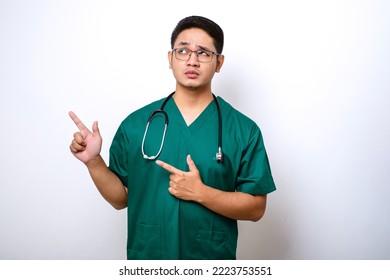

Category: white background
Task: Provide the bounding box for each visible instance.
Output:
[0,0,389,259]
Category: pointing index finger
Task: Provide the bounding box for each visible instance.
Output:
[69,111,89,132]
[156,160,182,175]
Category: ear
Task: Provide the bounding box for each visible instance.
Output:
[215,55,224,73]
[168,51,173,69]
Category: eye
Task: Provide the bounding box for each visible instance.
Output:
[197,50,211,57]
[178,48,189,54]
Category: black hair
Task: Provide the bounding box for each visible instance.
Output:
[170,16,224,54]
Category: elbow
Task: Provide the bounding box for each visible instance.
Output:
[110,187,128,210]
[250,208,265,222]
[112,204,126,211]
[111,200,127,211]
[248,194,267,222]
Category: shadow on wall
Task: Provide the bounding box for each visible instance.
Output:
[237,193,291,260]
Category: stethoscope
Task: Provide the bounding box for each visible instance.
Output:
[141,92,223,163]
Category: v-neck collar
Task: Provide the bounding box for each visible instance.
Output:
[166,97,218,133]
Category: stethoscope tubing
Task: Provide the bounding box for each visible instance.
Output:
[141,92,223,162]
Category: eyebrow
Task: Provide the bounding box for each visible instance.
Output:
[176,42,189,47]
[175,42,213,51]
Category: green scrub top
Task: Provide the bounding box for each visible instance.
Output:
[108,96,276,260]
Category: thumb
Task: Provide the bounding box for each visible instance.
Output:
[92,121,100,136]
[187,155,198,172]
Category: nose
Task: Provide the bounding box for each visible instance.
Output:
[187,51,200,65]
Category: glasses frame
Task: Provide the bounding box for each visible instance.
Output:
[171,47,221,63]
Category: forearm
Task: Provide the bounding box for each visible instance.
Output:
[85,155,127,210]
[196,186,267,221]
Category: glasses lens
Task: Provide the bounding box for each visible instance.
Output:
[197,50,212,62]
[175,48,189,60]
[174,48,213,62]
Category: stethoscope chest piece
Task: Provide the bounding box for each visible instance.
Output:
[216,147,223,163]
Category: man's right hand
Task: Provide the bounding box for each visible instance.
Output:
[69,111,102,164]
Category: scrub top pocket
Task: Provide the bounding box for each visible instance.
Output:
[127,223,162,260]
[189,229,233,259]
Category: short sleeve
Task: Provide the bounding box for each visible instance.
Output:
[235,125,276,195]
[108,124,129,188]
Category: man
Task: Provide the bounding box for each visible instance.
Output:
[69,15,276,259]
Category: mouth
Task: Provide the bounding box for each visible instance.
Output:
[185,70,199,79]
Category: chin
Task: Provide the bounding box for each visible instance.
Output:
[180,82,200,89]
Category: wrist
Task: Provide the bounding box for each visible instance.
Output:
[85,154,104,168]
[196,183,213,205]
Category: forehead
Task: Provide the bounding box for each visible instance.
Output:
[173,28,215,49]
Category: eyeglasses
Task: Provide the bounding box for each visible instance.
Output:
[172,47,220,63]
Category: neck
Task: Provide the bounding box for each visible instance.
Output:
[172,89,214,125]
[174,87,213,106]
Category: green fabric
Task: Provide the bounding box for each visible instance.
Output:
[108,96,276,260]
